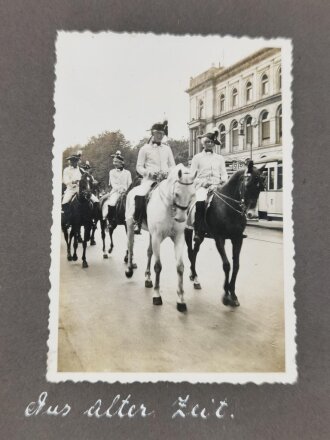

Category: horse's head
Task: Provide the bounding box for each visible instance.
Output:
[79,172,93,201]
[241,160,266,219]
[168,164,197,223]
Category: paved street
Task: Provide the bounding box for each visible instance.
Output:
[58,225,284,373]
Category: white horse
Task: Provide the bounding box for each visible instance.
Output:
[125,164,197,312]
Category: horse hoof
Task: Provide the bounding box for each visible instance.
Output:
[153,297,162,306]
[108,248,113,254]
[90,240,96,246]
[193,283,202,290]
[67,256,72,261]
[177,302,187,313]
[189,274,194,281]
[145,280,153,288]
[132,263,137,269]
[82,261,88,268]
[222,296,240,307]
[72,255,78,261]
[125,268,134,278]
[103,254,108,259]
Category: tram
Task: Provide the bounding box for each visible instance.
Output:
[225,154,283,220]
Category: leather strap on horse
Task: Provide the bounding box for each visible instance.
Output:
[212,189,246,217]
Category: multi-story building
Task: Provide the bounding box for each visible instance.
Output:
[186,48,283,218]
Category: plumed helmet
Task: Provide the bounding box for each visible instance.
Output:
[198,128,220,145]
[150,120,168,136]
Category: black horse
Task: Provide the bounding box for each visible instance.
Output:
[185,160,265,307]
[100,176,141,262]
[61,172,95,268]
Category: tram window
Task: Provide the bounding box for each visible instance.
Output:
[269,167,275,190]
[277,165,283,189]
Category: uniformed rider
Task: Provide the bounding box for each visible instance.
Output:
[125,120,176,234]
[62,155,98,219]
[102,151,132,224]
[190,129,228,243]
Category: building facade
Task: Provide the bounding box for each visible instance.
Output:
[186,48,283,216]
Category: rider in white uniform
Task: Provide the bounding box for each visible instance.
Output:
[190,129,228,243]
[62,154,82,207]
[125,120,176,234]
[102,151,132,223]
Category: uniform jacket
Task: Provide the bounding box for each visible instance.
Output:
[190,150,228,189]
[62,166,82,189]
[109,168,132,193]
[136,142,176,178]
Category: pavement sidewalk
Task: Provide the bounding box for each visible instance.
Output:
[247,219,283,230]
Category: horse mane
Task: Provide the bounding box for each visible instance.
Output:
[218,169,245,198]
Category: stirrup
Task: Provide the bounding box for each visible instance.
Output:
[134,221,142,235]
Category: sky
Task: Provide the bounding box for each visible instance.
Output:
[54,32,280,151]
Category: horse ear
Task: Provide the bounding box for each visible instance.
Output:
[178,168,182,179]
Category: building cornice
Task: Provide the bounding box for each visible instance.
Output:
[186,48,281,95]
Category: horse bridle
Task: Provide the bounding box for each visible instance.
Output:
[172,179,195,211]
[212,175,247,217]
[158,178,194,212]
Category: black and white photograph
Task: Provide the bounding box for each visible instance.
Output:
[47,32,295,383]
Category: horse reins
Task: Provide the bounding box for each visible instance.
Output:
[212,178,246,217]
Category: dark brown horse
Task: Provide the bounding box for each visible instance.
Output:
[185,160,265,307]
[61,172,95,268]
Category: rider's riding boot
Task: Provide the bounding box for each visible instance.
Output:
[133,195,145,235]
[61,203,70,226]
[194,201,206,244]
[107,205,116,227]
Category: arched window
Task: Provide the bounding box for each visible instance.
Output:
[198,100,204,119]
[260,111,270,141]
[245,116,253,148]
[231,120,238,151]
[261,74,269,95]
[276,105,282,142]
[219,94,225,112]
[246,81,252,102]
[232,88,238,107]
[219,124,226,150]
[278,67,282,91]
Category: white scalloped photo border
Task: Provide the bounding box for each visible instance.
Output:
[47,32,295,384]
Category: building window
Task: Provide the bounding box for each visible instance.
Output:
[246,81,252,102]
[198,100,204,119]
[261,111,270,141]
[220,94,225,112]
[277,165,283,189]
[232,88,238,108]
[276,105,282,142]
[269,167,275,190]
[219,124,226,150]
[261,74,269,95]
[231,120,238,151]
[278,67,282,91]
[246,116,253,147]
